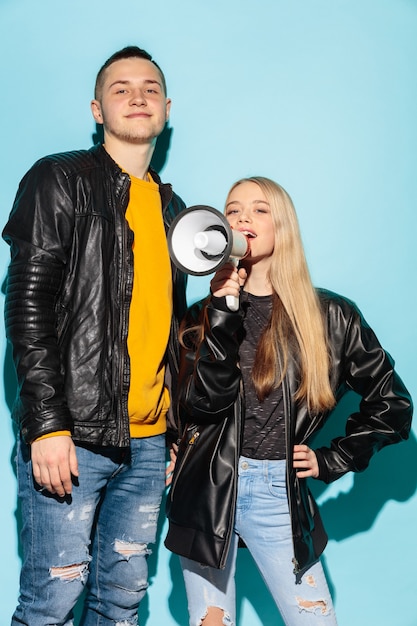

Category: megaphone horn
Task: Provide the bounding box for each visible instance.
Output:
[167,205,250,311]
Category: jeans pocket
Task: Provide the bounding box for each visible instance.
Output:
[268,475,287,499]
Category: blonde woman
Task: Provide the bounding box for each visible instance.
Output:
[165,177,412,626]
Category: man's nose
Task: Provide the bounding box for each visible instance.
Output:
[130,89,146,105]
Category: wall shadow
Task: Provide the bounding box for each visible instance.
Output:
[308,391,417,541]
[150,125,173,174]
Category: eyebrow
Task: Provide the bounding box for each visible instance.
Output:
[107,78,162,90]
[226,199,269,207]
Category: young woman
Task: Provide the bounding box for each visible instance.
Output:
[165,176,413,626]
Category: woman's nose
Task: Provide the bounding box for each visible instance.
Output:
[238,210,251,223]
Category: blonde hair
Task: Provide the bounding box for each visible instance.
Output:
[181,176,336,413]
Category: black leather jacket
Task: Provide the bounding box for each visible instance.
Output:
[3,144,188,446]
[165,290,412,573]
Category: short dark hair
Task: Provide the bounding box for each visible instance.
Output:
[94,45,167,99]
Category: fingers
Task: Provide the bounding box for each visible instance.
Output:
[69,443,79,479]
[237,267,248,286]
[165,444,178,486]
[210,263,246,299]
[31,436,77,497]
[165,460,175,486]
[292,444,319,479]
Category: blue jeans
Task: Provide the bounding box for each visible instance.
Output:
[12,435,166,626]
[181,457,337,626]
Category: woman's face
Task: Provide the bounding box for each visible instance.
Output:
[225,181,275,263]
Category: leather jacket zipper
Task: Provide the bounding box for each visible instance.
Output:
[116,177,132,446]
[169,428,200,501]
[280,361,301,574]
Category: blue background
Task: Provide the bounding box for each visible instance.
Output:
[0,1,416,624]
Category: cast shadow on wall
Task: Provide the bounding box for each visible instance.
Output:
[308,391,417,539]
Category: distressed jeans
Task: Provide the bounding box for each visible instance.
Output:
[181,457,337,626]
[12,434,166,626]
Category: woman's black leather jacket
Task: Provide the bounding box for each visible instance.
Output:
[3,144,188,446]
[165,290,412,573]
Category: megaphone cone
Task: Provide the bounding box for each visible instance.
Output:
[167,205,249,311]
[168,205,249,276]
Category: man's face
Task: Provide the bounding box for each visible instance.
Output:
[91,57,171,146]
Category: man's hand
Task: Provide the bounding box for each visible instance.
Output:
[165,442,178,487]
[293,444,319,478]
[31,435,79,497]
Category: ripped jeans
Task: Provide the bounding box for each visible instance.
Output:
[12,435,166,626]
[181,457,337,626]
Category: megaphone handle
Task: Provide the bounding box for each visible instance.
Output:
[225,257,240,312]
[225,294,239,312]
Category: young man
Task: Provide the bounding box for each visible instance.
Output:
[3,46,187,626]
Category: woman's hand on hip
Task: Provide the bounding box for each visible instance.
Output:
[293,444,319,478]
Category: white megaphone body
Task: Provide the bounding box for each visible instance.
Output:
[167,205,250,311]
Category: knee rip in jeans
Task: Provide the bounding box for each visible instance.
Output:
[199,606,233,626]
[114,539,150,560]
[296,596,330,616]
[50,562,89,582]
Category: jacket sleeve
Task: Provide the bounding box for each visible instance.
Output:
[176,296,243,428]
[315,296,413,484]
[2,158,75,443]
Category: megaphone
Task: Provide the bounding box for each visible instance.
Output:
[167,205,250,311]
